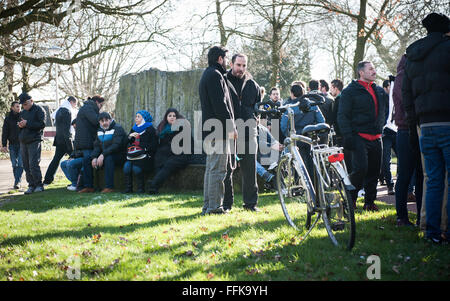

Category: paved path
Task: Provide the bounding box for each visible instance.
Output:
[0,154,418,214]
[0,151,62,196]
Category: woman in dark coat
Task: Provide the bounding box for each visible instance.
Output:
[147,108,192,194]
[123,110,158,193]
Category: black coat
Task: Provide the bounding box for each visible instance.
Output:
[18,104,46,144]
[126,126,158,171]
[53,107,73,154]
[74,100,99,150]
[91,120,127,159]
[199,63,235,140]
[318,92,334,125]
[337,80,387,139]
[225,71,260,140]
[2,110,21,147]
[402,32,450,126]
[154,128,192,170]
[330,94,342,138]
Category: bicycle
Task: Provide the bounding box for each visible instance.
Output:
[255,97,356,250]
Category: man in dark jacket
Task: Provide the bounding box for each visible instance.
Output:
[337,61,387,211]
[17,92,46,194]
[1,101,23,189]
[199,45,236,215]
[224,53,261,212]
[89,112,126,193]
[402,12,450,243]
[43,96,78,185]
[318,79,335,125]
[308,79,333,125]
[76,95,105,193]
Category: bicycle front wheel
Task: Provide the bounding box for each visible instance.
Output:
[321,163,356,250]
[277,155,319,236]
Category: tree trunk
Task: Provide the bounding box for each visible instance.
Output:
[270,26,281,87]
[353,0,367,78]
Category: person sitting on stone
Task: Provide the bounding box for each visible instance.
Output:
[147,108,192,194]
[90,112,127,193]
[123,110,158,193]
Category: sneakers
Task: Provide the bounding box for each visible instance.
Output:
[13,183,21,190]
[243,206,260,212]
[387,187,395,195]
[363,203,379,212]
[24,187,35,195]
[67,185,77,191]
[33,185,44,193]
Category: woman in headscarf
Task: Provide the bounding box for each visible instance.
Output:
[147,108,192,194]
[44,96,78,185]
[123,110,158,193]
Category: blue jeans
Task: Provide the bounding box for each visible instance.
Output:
[80,149,94,188]
[9,144,23,186]
[123,161,143,175]
[395,129,423,222]
[381,128,397,188]
[419,126,450,239]
[61,157,83,186]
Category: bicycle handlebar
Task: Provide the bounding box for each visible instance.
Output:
[254,94,326,116]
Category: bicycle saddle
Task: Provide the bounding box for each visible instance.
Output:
[301,123,330,137]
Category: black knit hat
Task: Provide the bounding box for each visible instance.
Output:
[422,12,450,34]
[98,112,112,121]
[18,92,32,104]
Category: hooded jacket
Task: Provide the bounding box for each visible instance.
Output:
[402,32,450,126]
[18,103,46,144]
[74,99,99,150]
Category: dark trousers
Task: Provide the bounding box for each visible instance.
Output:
[224,139,258,209]
[349,136,382,205]
[103,153,124,188]
[81,149,94,188]
[150,155,189,190]
[9,144,23,186]
[380,128,397,188]
[20,141,42,188]
[395,129,423,222]
[44,145,69,184]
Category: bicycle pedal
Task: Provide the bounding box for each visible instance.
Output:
[331,222,345,231]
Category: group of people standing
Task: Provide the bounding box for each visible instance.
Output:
[1,12,448,244]
[1,93,192,196]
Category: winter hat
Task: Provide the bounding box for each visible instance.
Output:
[136,110,153,123]
[18,92,32,104]
[422,12,450,34]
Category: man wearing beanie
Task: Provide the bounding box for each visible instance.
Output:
[402,12,450,243]
[76,95,105,193]
[89,112,127,193]
[17,92,46,194]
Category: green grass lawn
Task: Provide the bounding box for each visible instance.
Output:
[0,177,448,281]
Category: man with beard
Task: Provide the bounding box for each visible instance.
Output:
[338,61,387,212]
[224,53,261,212]
[199,45,237,215]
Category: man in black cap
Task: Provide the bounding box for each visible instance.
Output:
[17,92,46,194]
[402,12,450,243]
[88,112,127,193]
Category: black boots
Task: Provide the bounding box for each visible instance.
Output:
[123,173,133,193]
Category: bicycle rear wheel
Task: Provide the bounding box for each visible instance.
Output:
[277,155,319,236]
[320,163,356,250]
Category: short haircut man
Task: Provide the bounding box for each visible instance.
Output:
[207,46,228,67]
[291,84,305,98]
[331,79,344,93]
[319,79,330,92]
[308,79,319,91]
